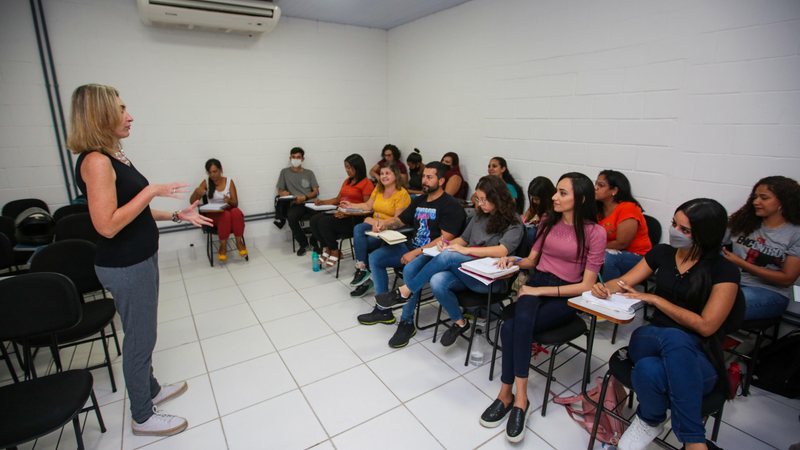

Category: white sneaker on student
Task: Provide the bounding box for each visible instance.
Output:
[131,406,188,436]
[152,381,188,406]
[618,415,664,450]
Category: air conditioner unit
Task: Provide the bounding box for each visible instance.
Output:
[137,0,281,35]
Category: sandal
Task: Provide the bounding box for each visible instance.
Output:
[319,251,330,265]
[325,255,339,268]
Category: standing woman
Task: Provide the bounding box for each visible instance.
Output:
[479,172,606,443]
[594,169,652,280]
[69,84,212,436]
[309,153,374,267]
[725,176,800,320]
[590,199,740,450]
[189,158,247,262]
[487,157,525,214]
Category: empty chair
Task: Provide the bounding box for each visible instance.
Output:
[55,212,100,243]
[2,198,49,219]
[0,272,106,449]
[53,203,89,222]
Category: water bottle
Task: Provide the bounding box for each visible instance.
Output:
[469,328,486,366]
[311,251,321,272]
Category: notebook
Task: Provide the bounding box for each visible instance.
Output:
[580,291,642,315]
[365,230,407,245]
[305,203,337,212]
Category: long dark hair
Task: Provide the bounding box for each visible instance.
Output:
[524,176,555,223]
[674,198,729,313]
[535,172,598,261]
[595,169,642,213]
[205,158,222,203]
[475,175,520,235]
[490,157,525,214]
[382,144,400,161]
[344,154,367,185]
[729,176,800,237]
[441,152,461,173]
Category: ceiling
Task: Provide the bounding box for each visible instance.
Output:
[270,0,473,30]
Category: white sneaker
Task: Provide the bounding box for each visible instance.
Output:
[152,381,188,406]
[618,415,664,450]
[132,406,188,436]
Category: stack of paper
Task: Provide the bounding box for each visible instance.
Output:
[305,203,337,212]
[277,195,296,200]
[422,247,443,257]
[458,257,519,285]
[581,291,642,314]
[199,203,228,212]
[365,230,407,245]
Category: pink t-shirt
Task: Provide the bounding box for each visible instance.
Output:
[533,220,607,283]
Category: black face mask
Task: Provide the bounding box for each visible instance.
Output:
[441,164,451,170]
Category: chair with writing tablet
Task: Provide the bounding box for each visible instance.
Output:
[199,203,248,267]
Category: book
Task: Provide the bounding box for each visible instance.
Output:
[365,230,407,245]
[580,290,642,315]
[199,203,228,212]
[304,203,337,212]
[337,207,372,215]
[422,247,442,257]
[277,195,296,200]
[460,257,519,279]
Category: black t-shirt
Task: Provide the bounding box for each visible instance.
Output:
[398,192,466,248]
[644,244,740,335]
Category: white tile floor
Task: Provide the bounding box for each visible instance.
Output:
[3,237,799,449]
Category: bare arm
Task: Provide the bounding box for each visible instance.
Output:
[225,179,239,208]
[189,179,207,204]
[444,175,462,197]
[521,268,599,299]
[607,218,638,250]
[723,250,800,287]
[368,163,381,180]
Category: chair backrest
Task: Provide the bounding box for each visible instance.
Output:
[0,272,82,341]
[723,288,746,334]
[54,212,100,243]
[52,203,89,223]
[644,215,662,245]
[2,198,49,219]
[30,239,103,296]
[0,232,13,271]
[0,215,15,245]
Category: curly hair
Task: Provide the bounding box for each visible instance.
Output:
[475,175,520,235]
[729,176,800,236]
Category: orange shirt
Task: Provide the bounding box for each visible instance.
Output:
[598,202,652,256]
[338,178,374,203]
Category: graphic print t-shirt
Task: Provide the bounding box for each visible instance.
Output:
[731,223,800,298]
[398,193,465,249]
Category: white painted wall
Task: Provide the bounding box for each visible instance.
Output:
[387,0,800,237]
[0,0,387,250]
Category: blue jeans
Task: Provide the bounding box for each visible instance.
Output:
[741,285,790,320]
[629,325,717,444]
[368,243,413,295]
[500,271,575,384]
[399,250,502,323]
[353,222,383,266]
[601,250,643,280]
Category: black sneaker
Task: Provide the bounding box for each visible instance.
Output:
[388,321,416,348]
[480,395,514,428]
[350,280,372,297]
[296,246,308,256]
[350,269,371,287]
[440,319,470,347]
[505,400,530,443]
[375,288,407,309]
[357,306,396,325]
[273,219,286,229]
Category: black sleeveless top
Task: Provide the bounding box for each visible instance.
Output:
[75,152,159,267]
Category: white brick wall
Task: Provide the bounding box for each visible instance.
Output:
[387,0,800,239]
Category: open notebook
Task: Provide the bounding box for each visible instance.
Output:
[580,290,642,315]
[365,230,407,245]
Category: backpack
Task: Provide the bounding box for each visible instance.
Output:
[751,329,800,398]
[553,376,628,445]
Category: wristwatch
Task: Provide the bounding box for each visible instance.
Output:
[172,210,182,223]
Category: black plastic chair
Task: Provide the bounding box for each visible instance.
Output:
[0,272,106,450]
[29,240,121,392]
[54,212,100,243]
[2,198,49,219]
[53,203,89,223]
[202,223,249,267]
[726,316,782,396]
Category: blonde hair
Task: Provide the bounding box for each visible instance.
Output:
[67,84,122,154]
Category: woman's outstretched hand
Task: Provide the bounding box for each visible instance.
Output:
[179,200,214,227]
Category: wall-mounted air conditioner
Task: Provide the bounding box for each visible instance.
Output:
[137,0,281,35]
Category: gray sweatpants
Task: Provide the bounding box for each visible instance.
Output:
[95,253,162,423]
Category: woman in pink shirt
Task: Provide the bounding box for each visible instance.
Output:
[479,172,606,443]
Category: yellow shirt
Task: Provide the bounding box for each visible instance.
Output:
[371,187,411,220]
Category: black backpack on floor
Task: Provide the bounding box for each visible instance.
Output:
[751,329,800,398]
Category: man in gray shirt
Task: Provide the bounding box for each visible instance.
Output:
[275,147,319,256]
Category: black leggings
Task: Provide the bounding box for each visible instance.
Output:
[309,214,363,250]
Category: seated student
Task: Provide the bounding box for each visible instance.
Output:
[522,176,555,242]
[479,172,605,443]
[309,154,374,267]
[487,157,525,214]
[725,176,800,321]
[356,162,466,326]
[274,147,320,256]
[369,144,408,186]
[590,198,740,450]
[440,152,468,200]
[345,164,411,296]
[378,175,523,348]
[406,149,424,195]
[595,169,652,280]
[190,158,247,262]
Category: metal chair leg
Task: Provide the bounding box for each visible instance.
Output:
[540,343,560,417]
[587,370,614,450]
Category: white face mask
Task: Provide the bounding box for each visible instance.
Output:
[668,226,694,249]
[290,158,302,168]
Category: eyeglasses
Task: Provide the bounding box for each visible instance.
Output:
[475,197,488,205]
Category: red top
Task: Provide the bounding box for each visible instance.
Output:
[598,202,652,256]
[339,178,374,203]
